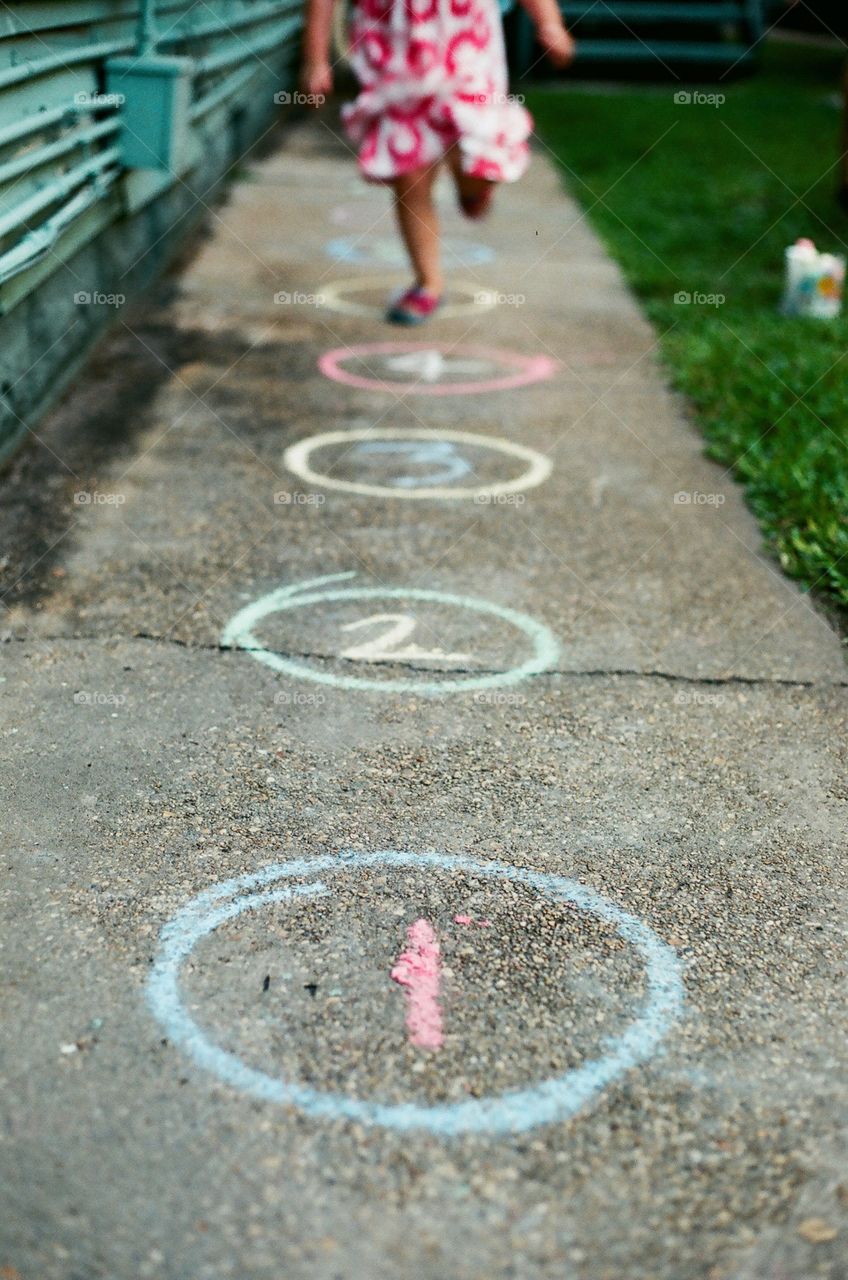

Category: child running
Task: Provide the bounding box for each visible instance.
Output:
[301,0,575,323]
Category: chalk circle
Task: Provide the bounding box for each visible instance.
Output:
[318,275,496,320]
[325,236,494,268]
[221,572,559,695]
[146,850,685,1137]
[283,427,552,501]
[319,342,558,396]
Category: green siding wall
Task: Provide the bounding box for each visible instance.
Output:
[0,1,302,463]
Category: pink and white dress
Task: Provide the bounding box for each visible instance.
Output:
[342,0,533,183]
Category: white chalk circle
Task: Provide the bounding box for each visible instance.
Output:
[221,572,559,695]
[325,236,494,268]
[147,850,686,1136]
[318,274,496,319]
[283,427,552,501]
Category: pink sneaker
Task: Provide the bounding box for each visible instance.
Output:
[386,285,442,326]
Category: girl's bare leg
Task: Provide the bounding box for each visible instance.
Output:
[393,162,443,294]
[446,142,493,211]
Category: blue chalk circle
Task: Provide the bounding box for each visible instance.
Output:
[146,850,686,1136]
[325,235,494,268]
[220,572,560,695]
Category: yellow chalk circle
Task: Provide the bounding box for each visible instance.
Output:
[283,427,552,501]
[318,275,498,319]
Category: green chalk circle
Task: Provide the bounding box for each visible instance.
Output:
[221,573,560,695]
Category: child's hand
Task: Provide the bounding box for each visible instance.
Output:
[300,59,333,102]
[537,22,576,68]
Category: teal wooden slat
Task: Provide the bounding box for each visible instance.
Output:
[0,169,121,295]
[0,40,131,90]
[0,0,303,316]
[194,15,302,77]
[0,1,199,40]
[0,106,117,223]
[158,0,303,46]
[0,104,78,150]
[189,62,259,121]
[0,146,120,241]
[1,0,301,48]
[0,117,119,186]
[1,66,106,120]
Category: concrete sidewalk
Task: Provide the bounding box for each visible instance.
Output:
[1,117,846,1280]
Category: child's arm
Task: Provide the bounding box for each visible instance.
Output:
[301,0,336,98]
[516,0,575,68]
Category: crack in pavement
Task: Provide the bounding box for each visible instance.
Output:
[3,630,846,688]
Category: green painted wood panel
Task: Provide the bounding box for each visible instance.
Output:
[0,0,304,460]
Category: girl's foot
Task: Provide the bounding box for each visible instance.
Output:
[386,284,442,325]
[459,184,494,221]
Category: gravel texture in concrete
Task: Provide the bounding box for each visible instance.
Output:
[1,117,847,1280]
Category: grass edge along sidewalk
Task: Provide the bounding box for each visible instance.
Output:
[528,39,848,626]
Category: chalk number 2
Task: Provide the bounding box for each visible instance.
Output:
[339,614,470,664]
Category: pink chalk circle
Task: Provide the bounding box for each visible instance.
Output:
[317,342,558,396]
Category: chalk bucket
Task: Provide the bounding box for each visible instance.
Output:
[782,238,845,319]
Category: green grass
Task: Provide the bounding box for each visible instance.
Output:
[527,41,848,617]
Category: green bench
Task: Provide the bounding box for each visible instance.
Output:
[510,1,773,77]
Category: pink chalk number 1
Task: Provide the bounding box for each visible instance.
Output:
[391,915,493,1052]
[391,919,445,1051]
[391,916,499,1054]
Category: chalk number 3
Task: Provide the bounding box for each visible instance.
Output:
[352,441,471,489]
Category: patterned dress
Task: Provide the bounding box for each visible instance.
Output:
[342,0,533,183]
